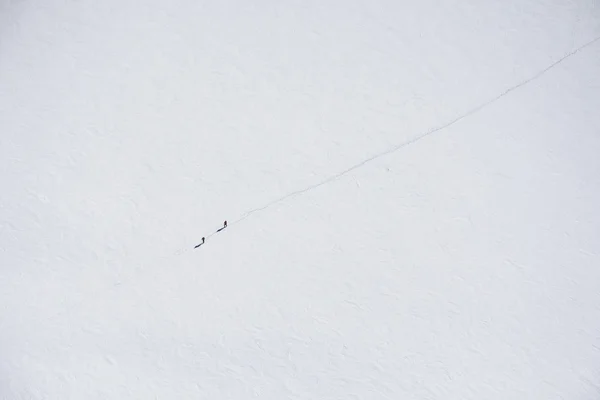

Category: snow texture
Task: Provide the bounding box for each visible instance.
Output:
[1,0,600,398]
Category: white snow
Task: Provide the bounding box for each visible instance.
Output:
[1,1,600,398]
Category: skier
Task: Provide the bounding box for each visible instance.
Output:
[194,237,205,249]
[223,220,227,228]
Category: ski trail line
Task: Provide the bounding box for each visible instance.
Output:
[225,35,600,228]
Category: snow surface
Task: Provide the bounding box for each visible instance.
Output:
[1,0,600,398]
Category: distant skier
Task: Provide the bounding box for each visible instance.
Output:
[194,237,206,249]
[216,220,228,233]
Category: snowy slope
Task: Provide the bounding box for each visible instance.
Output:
[1,1,600,398]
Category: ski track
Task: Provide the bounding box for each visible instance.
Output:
[228,34,600,227]
[185,36,600,250]
[178,35,600,251]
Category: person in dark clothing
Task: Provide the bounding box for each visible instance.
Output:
[223,220,227,228]
[202,237,205,244]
